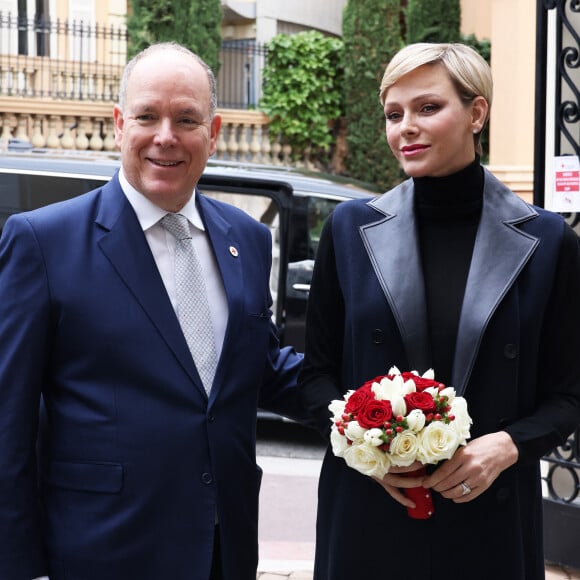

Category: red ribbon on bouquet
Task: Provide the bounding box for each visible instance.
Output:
[404,467,434,519]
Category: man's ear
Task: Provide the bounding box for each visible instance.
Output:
[208,113,222,157]
[113,105,124,149]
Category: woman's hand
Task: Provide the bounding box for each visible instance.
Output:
[422,431,519,503]
[372,461,425,508]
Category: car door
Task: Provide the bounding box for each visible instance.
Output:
[284,193,341,351]
[197,174,294,345]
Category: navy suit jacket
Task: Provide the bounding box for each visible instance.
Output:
[0,173,303,580]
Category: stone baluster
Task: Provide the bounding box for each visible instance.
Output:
[46,116,61,148]
[0,115,13,142]
[14,114,30,142]
[250,124,261,163]
[216,124,228,160]
[271,137,282,166]
[75,116,90,150]
[282,143,292,166]
[60,116,75,149]
[31,115,46,148]
[89,118,104,151]
[261,127,272,164]
[102,118,116,151]
[238,123,250,162]
[227,122,239,161]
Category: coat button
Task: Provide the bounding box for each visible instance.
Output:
[503,344,518,359]
[372,329,385,344]
[201,473,213,485]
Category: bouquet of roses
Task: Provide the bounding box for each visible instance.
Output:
[329,366,472,519]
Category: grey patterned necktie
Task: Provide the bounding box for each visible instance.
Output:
[161,213,218,394]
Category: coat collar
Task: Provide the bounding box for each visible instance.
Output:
[360,168,539,393]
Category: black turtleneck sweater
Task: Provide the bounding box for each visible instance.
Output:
[414,157,484,386]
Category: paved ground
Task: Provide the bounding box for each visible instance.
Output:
[256,453,580,580]
[546,564,580,579]
[256,565,580,579]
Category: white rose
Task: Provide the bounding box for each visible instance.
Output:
[406,409,426,433]
[450,397,472,442]
[343,441,390,478]
[363,428,384,447]
[421,368,435,380]
[330,426,349,457]
[438,387,456,404]
[345,420,366,442]
[424,386,439,398]
[417,421,461,464]
[389,431,419,467]
[328,398,346,421]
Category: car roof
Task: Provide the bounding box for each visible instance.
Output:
[0,147,379,200]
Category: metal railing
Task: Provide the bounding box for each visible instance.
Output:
[535,0,580,569]
[0,12,268,110]
[218,39,268,109]
[0,12,127,101]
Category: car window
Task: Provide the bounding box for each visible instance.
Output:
[201,190,282,323]
[0,172,106,230]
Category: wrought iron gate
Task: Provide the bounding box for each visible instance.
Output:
[534,0,580,568]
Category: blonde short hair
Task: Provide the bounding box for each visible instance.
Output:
[379,43,492,154]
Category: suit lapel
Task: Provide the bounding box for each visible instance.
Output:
[95,175,203,390]
[360,180,431,372]
[452,170,539,394]
[196,194,244,400]
[360,171,539,393]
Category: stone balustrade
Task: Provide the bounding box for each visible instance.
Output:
[0,98,301,166]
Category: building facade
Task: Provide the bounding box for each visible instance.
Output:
[0,0,538,200]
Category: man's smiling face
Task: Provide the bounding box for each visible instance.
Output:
[113,49,221,212]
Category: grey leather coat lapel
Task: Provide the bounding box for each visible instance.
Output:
[452,171,538,394]
[360,169,539,393]
[360,180,430,372]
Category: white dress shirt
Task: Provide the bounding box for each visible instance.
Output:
[119,169,228,360]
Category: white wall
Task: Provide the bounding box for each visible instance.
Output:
[255,0,347,42]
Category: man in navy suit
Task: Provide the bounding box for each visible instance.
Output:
[0,42,304,580]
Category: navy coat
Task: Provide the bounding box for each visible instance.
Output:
[299,169,580,580]
[0,173,303,580]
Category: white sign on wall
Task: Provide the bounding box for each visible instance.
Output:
[550,155,580,212]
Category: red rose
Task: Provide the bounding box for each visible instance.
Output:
[344,385,374,416]
[357,399,393,429]
[404,391,437,413]
[399,372,443,392]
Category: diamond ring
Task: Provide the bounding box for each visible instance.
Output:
[460,481,472,496]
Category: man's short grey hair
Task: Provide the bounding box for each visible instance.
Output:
[117,42,218,117]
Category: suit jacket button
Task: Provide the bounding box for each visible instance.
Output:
[201,472,213,485]
[372,329,385,344]
[503,344,518,359]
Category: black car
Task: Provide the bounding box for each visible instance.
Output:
[0,145,378,352]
